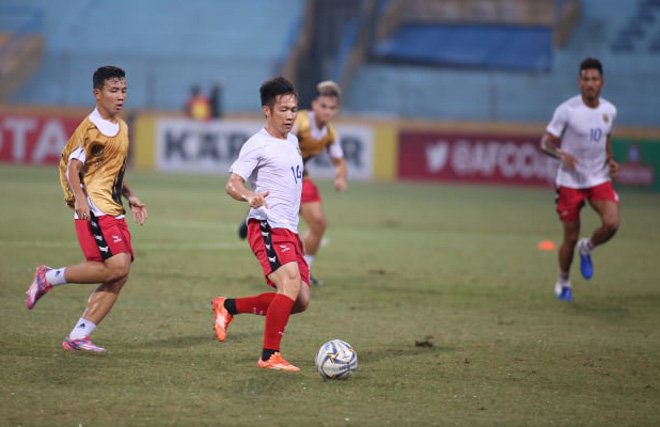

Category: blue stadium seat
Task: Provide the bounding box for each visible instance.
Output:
[373,24,553,71]
[344,0,660,127]
[6,0,305,112]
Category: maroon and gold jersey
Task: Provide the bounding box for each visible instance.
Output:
[59,113,129,216]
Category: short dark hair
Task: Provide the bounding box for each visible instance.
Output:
[579,58,603,76]
[259,76,298,109]
[93,66,126,89]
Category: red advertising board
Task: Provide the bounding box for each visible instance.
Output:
[0,113,81,165]
[398,130,558,186]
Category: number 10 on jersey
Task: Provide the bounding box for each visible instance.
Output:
[590,128,603,142]
[291,165,302,184]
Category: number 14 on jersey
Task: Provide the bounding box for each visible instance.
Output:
[291,165,302,183]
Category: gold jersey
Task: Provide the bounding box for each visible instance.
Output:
[295,109,338,162]
[59,114,129,216]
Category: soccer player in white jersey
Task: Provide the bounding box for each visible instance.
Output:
[238,81,346,287]
[212,76,309,371]
[541,58,620,301]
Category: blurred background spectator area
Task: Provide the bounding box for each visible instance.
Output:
[0,0,658,127]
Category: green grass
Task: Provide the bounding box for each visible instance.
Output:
[1,164,659,426]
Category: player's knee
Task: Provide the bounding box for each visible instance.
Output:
[310,216,327,232]
[106,262,130,282]
[278,273,302,300]
[603,217,619,235]
[292,293,310,314]
[564,234,579,247]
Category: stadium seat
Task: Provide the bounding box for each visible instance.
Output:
[6,0,305,112]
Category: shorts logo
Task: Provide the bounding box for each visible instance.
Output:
[112,235,122,243]
[279,245,290,253]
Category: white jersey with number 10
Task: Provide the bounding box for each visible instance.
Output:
[547,95,617,189]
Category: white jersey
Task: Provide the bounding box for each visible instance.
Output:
[229,128,303,233]
[547,95,617,189]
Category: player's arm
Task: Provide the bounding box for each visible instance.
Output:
[327,137,347,191]
[605,135,619,178]
[330,156,347,191]
[65,158,91,219]
[540,132,578,171]
[122,183,147,226]
[226,173,270,208]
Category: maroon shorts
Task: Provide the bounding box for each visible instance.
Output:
[75,214,134,262]
[301,178,322,204]
[556,181,619,222]
[247,219,309,287]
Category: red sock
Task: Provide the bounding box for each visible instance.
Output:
[263,294,294,351]
[235,293,276,316]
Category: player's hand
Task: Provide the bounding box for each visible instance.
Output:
[334,177,347,192]
[74,199,91,221]
[128,196,148,226]
[558,151,578,171]
[608,158,619,179]
[246,191,270,209]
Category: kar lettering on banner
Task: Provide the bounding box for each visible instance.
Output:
[156,119,261,173]
[156,119,374,179]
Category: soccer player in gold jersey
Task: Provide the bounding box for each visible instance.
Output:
[293,81,346,285]
[238,81,346,285]
[25,66,148,352]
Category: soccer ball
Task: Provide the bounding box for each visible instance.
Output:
[315,339,357,380]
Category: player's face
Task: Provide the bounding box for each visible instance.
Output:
[578,68,603,105]
[94,77,127,119]
[264,94,298,138]
[311,95,339,124]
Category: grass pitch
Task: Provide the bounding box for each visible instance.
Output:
[1,164,659,426]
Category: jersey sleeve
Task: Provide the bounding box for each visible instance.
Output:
[546,104,568,138]
[327,138,343,159]
[68,145,87,164]
[229,137,263,181]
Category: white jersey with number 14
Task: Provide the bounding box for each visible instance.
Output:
[229,128,303,233]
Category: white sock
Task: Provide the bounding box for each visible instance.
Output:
[45,268,67,286]
[304,255,314,268]
[69,318,97,340]
[585,239,594,251]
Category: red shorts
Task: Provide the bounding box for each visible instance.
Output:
[247,219,310,287]
[301,178,322,204]
[556,181,619,222]
[75,214,134,262]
